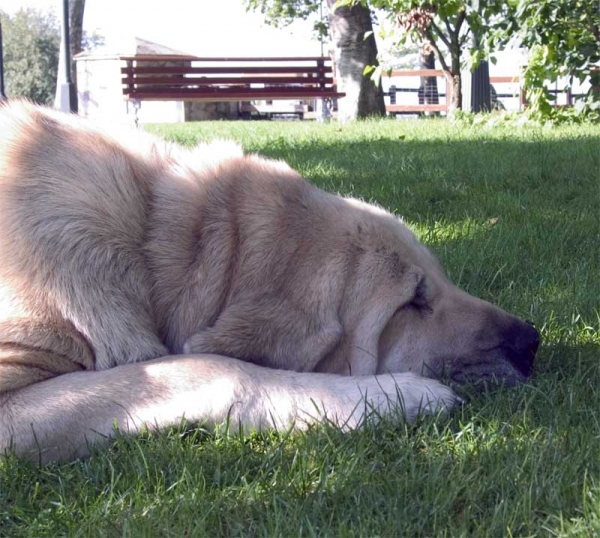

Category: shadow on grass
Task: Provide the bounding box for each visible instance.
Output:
[260,136,598,224]
[150,123,598,229]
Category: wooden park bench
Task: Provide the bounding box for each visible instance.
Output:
[121,56,345,121]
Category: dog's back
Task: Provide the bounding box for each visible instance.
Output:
[0,101,169,391]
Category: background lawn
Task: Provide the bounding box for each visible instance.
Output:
[1,118,598,537]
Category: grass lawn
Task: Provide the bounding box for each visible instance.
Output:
[1,118,598,537]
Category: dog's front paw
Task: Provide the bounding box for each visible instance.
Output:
[360,373,461,423]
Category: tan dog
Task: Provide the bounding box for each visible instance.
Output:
[0,101,539,463]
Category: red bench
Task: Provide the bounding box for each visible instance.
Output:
[121,56,344,120]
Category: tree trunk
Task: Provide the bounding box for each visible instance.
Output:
[448,46,462,111]
[448,73,461,110]
[326,0,386,121]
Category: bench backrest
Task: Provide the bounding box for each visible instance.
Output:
[121,56,344,101]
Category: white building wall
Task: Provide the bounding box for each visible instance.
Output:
[76,59,185,126]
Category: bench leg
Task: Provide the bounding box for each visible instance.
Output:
[127,99,141,128]
[318,98,331,123]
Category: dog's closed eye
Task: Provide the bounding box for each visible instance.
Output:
[394,277,431,315]
[413,278,428,306]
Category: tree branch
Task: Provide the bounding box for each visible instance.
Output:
[429,19,451,49]
[459,27,471,47]
[424,26,451,75]
[455,10,467,37]
[444,10,466,46]
[444,17,454,41]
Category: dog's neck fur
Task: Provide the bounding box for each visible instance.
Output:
[145,154,339,354]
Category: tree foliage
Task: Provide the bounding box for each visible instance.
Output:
[1,6,103,107]
[247,0,600,120]
[489,0,600,120]
[348,0,599,119]
[244,0,328,41]
[1,8,61,105]
[343,0,510,111]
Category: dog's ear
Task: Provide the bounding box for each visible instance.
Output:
[340,257,422,376]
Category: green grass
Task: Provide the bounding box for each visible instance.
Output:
[1,118,599,537]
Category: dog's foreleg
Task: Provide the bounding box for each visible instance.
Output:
[0,355,458,464]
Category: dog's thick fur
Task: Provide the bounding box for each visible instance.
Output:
[0,102,539,463]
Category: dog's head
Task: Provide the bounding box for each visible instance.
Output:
[321,198,539,387]
[376,252,540,386]
[180,154,539,387]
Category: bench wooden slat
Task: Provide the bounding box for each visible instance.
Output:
[121,65,331,76]
[122,76,333,86]
[125,90,345,102]
[120,56,333,62]
[127,86,342,96]
[123,85,340,96]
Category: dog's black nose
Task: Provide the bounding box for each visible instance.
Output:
[505,320,540,377]
[520,321,540,354]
